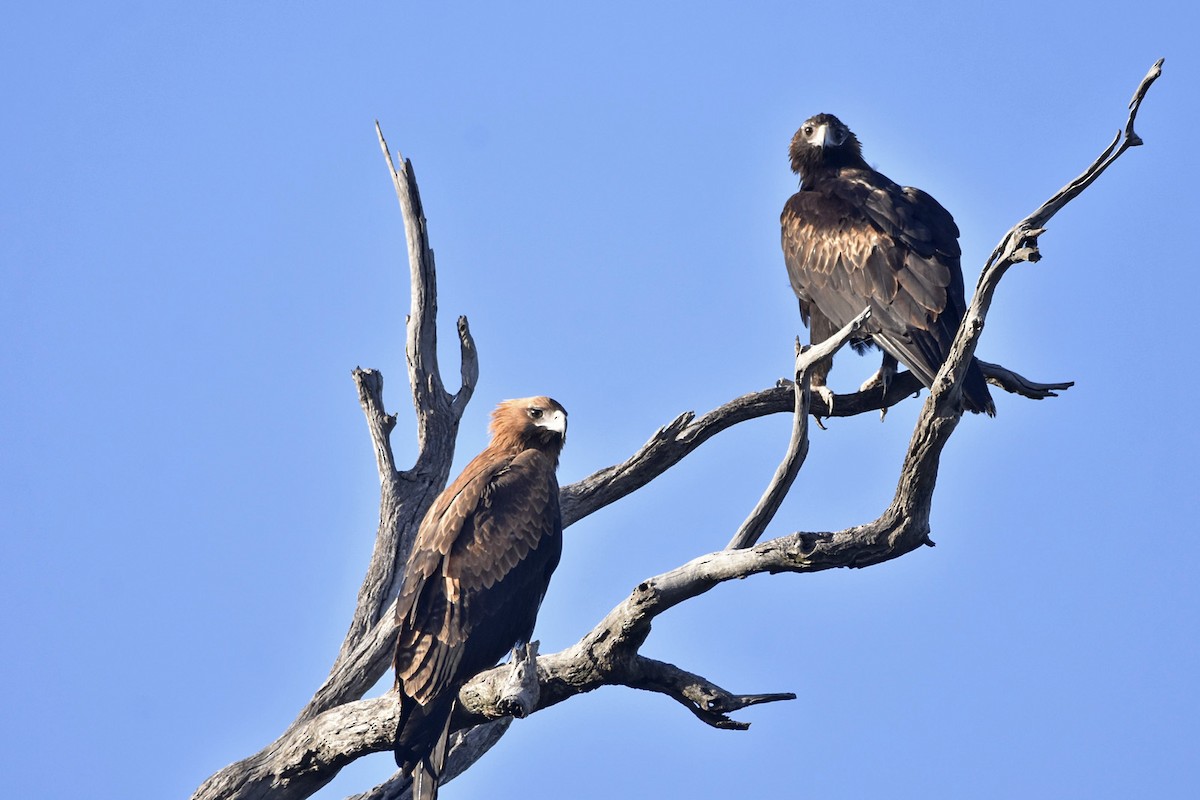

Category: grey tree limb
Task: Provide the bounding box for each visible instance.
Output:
[560,356,1071,531]
[459,642,542,721]
[303,130,481,721]
[725,341,814,552]
[727,308,871,550]
[189,62,1162,800]
[190,127,479,800]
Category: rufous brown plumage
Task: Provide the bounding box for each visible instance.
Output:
[393,396,568,799]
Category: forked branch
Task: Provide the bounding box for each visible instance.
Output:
[190,61,1162,800]
[727,308,871,550]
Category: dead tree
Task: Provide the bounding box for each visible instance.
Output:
[190,59,1163,800]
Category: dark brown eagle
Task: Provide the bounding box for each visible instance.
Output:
[393,396,568,799]
[781,113,995,415]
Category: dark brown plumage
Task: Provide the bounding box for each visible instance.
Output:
[781,113,995,415]
[393,396,568,798]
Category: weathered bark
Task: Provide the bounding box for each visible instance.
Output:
[190,60,1162,800]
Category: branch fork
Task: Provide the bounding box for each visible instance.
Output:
[191,61,1163,800]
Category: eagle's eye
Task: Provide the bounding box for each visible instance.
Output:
[803,125,814,137]
[528,408,544,419]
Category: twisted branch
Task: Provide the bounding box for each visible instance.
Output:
[727,309,871,550]
[190,62,1162,800]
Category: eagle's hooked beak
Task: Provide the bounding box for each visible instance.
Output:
[817,123,835,150]
[536,409,567,438]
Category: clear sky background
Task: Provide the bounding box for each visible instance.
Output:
[2,3,1195,799]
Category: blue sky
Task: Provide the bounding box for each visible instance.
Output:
[2,2,1196,799]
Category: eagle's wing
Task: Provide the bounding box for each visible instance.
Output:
[394,448,562,706]
[781,172,963,388]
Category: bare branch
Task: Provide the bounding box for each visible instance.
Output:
[376,122,445,415]
[351,721,512,800]
[192,128,481,800]
[726,348,812,551]
[191,696,397,800]
[920,58,1161,422]
[450,315,479,417]
[559,405,728,527]
[978,360,1073,400]
[191,64,1162,800]
[314,128,482,713]
[625,657,796,731]
[727,308,870,550]
[353,368,400,485]
[327,371,408,681]
[452,58,1168,749]
[560,355,1070,530]
[374,119,478,477]
[449,512,930,734]
[977,59,1163,291]
[458,642,542,721]
[196,506,927,800]
[557,370,896,529]
[300,607,398,723]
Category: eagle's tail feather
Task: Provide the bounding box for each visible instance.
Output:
[411,716,450,800]
[395,694,455,798]
[963,358,996,416]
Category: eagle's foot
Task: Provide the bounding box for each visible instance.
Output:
[860,356,897,420]
[859,362,896,396]
[812,383,836,419]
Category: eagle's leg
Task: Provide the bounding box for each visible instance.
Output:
[859,352,897,395]
[859,352,898,421]
[807,311,838,415]
[811,374,837,417]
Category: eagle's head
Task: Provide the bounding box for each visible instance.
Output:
[788,113,864,177]
[489,396,568,455]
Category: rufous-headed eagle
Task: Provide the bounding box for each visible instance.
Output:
[393,396,568,799]
[781,113,995,415]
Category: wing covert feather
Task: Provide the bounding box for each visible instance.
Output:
[394,447,562,706]
[781,170,966,384]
